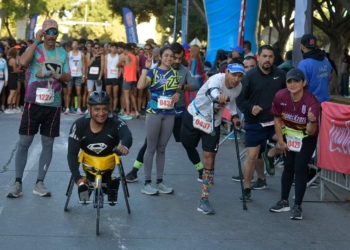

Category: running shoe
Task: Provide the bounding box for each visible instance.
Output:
[108,178,120,206]
[64,109,70,115]
[7,182,23,198]
[197,198,215,215]
[118,108,124,115]
[197,173,203,183]
[76,108,83,115]
[261,151,275,176]
[231,174,255,182]
[125,171,138,183]
[239,188,251,202]
[15,107,22,114]
[33,181,51,197]
[156,182,174,194]
[132,111,139,118]
[290,205,303,220]
[251,178,268,190]
[141,183,159,195]
[4,109,15,114]
[270,200,290,212]
[119,114,132,120]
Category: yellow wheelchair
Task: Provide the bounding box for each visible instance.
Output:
[64,149,130,235]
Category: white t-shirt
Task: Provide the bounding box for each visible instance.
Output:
[188,73,242,127]
[69,51,83,77]
[106,53,119,79]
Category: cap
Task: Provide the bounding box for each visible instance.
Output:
[230,46,244,55]
[183,43,190,50]
[145,38,155,44]
[42,19,58,31]
[0,48,4,53]
[227,63,245,74]
[14,45,21,49]
[152,47,160,54]
[286,68,305,82]
[301,34,317,49]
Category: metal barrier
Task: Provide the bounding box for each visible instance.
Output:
[320,169,350,201]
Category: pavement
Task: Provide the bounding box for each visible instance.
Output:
[0,113,350,250]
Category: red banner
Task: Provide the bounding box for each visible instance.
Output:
[317,102,350,174]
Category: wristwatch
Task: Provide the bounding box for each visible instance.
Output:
[143,67,150,71]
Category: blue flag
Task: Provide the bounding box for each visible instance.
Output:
[122,7,139,43]
[28,14,39,40]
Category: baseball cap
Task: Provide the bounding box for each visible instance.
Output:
[286,68,305,82]
[301,34,317,49]
[145,38,155,44]
[152,47,160,54]
[42,19,58,31]
[227,63,245,74]
[230,46,244,55]
[14,45,21,49]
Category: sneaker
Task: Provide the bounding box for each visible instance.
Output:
[140,108,146,117]
[0,106,3,113]
[4,109,15,114]
[141,183,159,195]
[270,200,290,212]
[290,205,303,220]
[197,198,215,215]
[228,133,235,140]
[64,109,70,115]
[107,178,120,206]
[262,151,275,176]
[78,184,90,204]
[132,111,139,118]
[76,108,83,115]
[119,114,132,120]
[126,171,138,183]
[33,181,51,197]
[156,182,174,194]
[118,108,124,115]
[239,188,251,202]
[251,178,268,190]
[231,174,255,182]
[197,173,203,183]
[113,110,118,117]
[7,182,23,198]
[15,107,22,114]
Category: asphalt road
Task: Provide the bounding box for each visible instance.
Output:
[0,113,349,250]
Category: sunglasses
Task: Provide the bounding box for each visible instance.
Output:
[45,29,58,36]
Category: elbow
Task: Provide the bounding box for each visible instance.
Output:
[19,58,27,68]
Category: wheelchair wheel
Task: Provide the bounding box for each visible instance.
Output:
[118,162,131,213]
[64,176,74,212]
[96,179,102,236]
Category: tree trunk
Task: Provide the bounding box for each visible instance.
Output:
[4,19,13,38]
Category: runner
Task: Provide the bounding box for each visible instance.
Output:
[269,68,320,220]
[137,46,181,195]
[7,19,71,198]
[65,39,85,115]
[181,63,244,214]
[104,42,120,116]
[236,45,286,201]
[0,48,8,99]
[4,48,20,114]
[118,43,139,120]
[86,42,105,97]
[125,43,201,183]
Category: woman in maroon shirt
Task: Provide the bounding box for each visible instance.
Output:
[269,68,320,220]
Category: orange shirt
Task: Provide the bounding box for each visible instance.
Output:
[124,53,137,82]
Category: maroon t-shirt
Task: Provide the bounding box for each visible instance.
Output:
[270,88,320,135]
[139,54,147,72]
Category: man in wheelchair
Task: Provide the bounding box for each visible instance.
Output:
[67,91,133,205]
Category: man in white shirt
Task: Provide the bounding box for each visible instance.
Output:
[66,39,85,115]
[181,63,244,215]
[105,42,121,116]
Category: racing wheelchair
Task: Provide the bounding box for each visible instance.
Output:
[64,149,130,235]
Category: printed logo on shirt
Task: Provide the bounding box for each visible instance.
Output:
[273,77,279,80]
[282,112,307,124]
[302,105,306,114]
[280,102,287,106]
[69,124,79,141]
[87,143,108,154]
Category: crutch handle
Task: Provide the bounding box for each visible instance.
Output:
[235,121,241,127]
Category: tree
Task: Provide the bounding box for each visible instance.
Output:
[313,0,350,94]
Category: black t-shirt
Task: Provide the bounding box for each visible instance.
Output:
[236,65,286,123]
[67,116,133,182]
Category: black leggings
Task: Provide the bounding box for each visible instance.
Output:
[281,135,318,206]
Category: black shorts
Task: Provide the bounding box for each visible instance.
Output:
[180,111,220,153]
[19,102,61,137]
[105,78,120,86]
[172,117,182,142]
[8,74,18,90]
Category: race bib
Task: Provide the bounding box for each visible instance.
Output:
[193,115,212,134]
[89,67,99,75]
[110,68,118,74]
[157,95,174,110]
[35,87,54,104]
[0,71,3,78]
[261,121,274,127]
[71,67,78,74]
[286,135,303,152]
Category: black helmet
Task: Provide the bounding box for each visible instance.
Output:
[87,91,110,106]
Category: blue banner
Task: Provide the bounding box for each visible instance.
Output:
[181,0,189,44]
[122,7,139,43]
[28,14,39,40]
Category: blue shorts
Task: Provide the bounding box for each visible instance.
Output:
[244,123,275,149]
